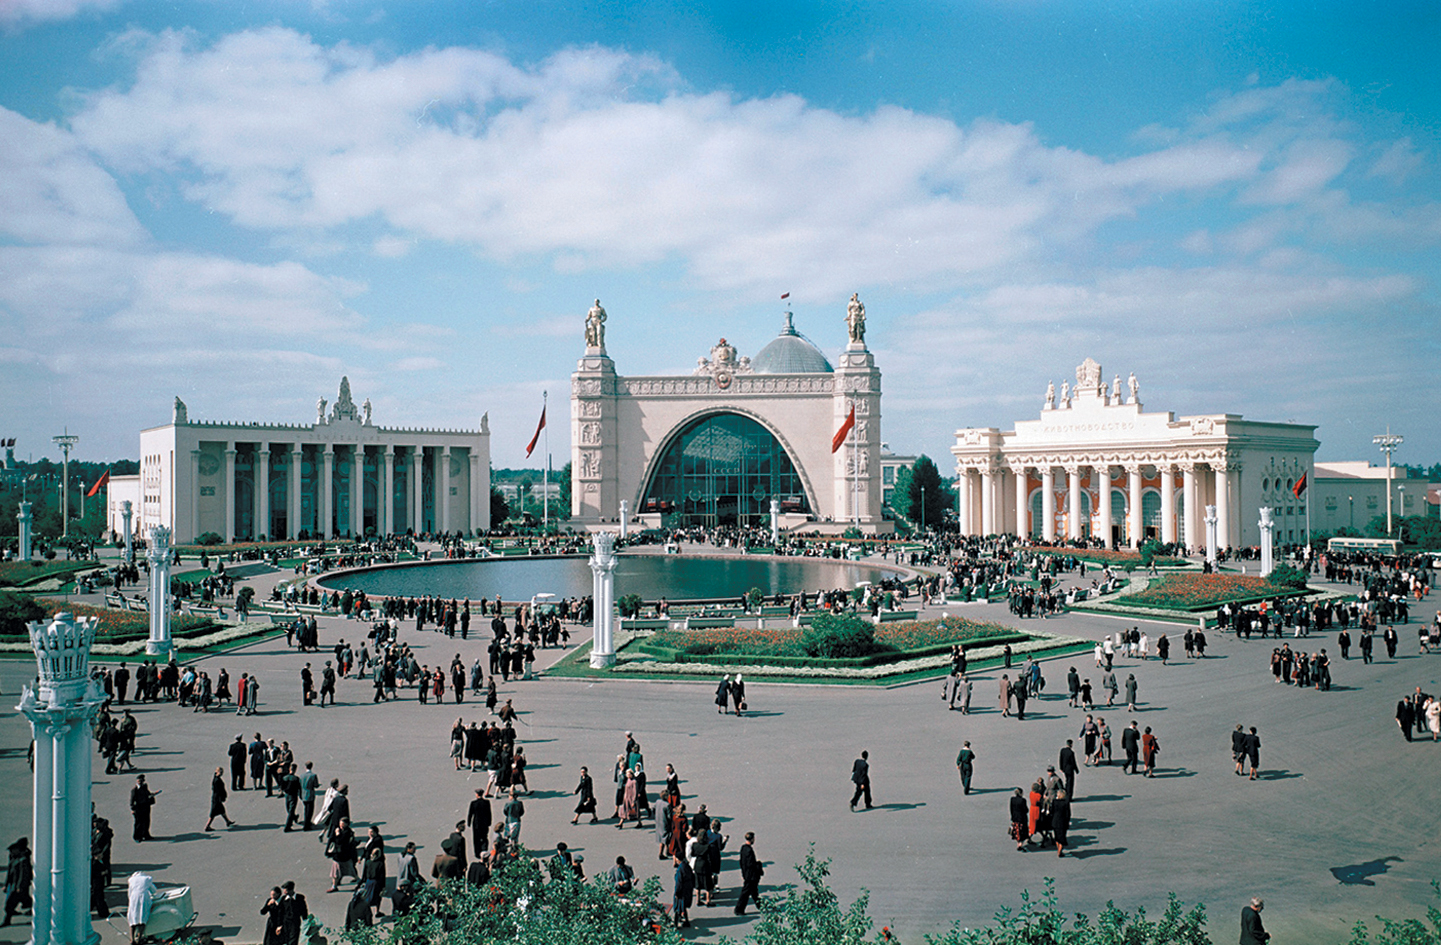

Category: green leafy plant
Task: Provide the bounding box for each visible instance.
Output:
[801,612,878,658]
[0,590,45,635]
[744,587,765,612]
[195,531,224,546]
[617,593,644,618]
[1266,563,1309,591]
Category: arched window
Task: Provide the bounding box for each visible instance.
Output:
[1142,490,1162,532]
[642,413,810,527]
[1029,490,1044,538]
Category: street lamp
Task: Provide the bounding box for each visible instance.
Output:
[52,431,79,539]
[1373,427,1403,536]
[1348,496,1354,530]
[920,484,926,535]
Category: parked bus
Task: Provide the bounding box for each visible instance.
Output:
[1326,537,1402,556]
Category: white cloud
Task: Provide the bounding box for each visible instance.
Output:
[0,0,122,26]
[67,29,1299,300]
[1368,138,1424,184]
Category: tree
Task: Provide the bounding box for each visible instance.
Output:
[801,612,878,658]
[894,456,953,532]
[0,591,45,636]
[557,461,573,520]
[745,849,875,945]
[490,486,510,527]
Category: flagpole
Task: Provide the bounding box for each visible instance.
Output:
[542,390,549,533]
[852,399,859,530]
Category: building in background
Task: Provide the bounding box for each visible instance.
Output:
[1311,462,1439,533]
[951,358,1319,550]
[108,378,490,543]
[570,298,889,533]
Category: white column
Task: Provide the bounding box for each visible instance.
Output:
[147,526,172,656]
[383,448,395,536]
[1067,465,1084,541]
[440,446,452,535]
[1011,465,1028,537]
[19,611,105,945]
[121,500,134,564]
[1215,465,1233,552]
[1160,464,1176,545]
[769,497,780,545]
[618,499,629,539]
[321,447,334,539]
[957,470,973,536]
[1041,467,1056,542]
[980,467,995,535]
[1127,465,1143,549]
[469,451,482,535]
[17,501,33,560]
[1182,463,1198,552]
[351,447,364,538]
[289,447,303,539]
[412,448,425,533]
[223,446,237,543]
[589,532,617,667]
[1098,465,1114,549]
[1204,505,1218,565]
[190,449,202,543]
[256,447,270,541]
[1259,507,1275,576]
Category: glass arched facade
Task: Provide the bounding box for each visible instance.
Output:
[642,413,811,527]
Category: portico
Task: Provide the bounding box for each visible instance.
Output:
[952,359,1317,551]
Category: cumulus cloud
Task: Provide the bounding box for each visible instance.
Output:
[0,0,122,26]
[69,28,1289,299]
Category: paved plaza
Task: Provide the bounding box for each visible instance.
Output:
[2,556,1439,944]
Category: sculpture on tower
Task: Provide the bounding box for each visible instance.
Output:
[1128,372,1140,404]
[845,293,866,345]
[173,397,187,424]
[585,299,607,351]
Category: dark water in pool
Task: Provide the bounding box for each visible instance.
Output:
[316,554,898,601]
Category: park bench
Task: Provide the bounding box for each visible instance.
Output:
[125,598,149,613]
[758,605,793,618]
[619,617,671,633]
[103,593,127,609]
[875,609,919,623]
[684,616,737,630]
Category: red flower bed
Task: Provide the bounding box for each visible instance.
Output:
[26,599,217,642]
[1028,546,1186,567]
[649,616,1015,658]
[1116,573,1298,611]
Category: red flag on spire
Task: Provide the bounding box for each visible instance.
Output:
[831,405,856,453]
[780,292,790,300]
[86,470,110,497]
[525,406,546,458]
[1292,472,1307,498]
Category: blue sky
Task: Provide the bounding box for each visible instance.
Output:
[2,0,1438,469]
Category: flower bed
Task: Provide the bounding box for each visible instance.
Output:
[636,616,1024,669]
[0,560,101,588]
[175,540,312,556]
[1113,572,1303,611]
[0,599,219,643]
[1027,546,1187,568]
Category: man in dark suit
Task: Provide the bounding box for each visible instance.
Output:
[1397,697,1415,741]
[1239,896,1270,943]
[278,881,308,945]
[1121,722,1141,774]
[956,742,976,796]
[467,789,491,858]
[849,751,872,810]
[734,832,764,915]
[129,775,157,842]
[1058,740,1079,798]
[227,734,248,791]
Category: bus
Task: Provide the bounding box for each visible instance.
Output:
[1326,537,1402,556]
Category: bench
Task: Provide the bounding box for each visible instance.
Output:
[875,610,919,623]
[125,599,149,613]
[619,617,672,632]
[269,614,299,625]
[104,593,127,609]
[758,605,793,618]
[685,616,737,630]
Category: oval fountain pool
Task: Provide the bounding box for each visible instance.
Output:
[316,554,901,602]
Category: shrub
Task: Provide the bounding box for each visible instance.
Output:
[0,590,45,635]
[195,531,224,546]
[617,593,644,618]
[801,612,879,658]
[744,587,765,612]
[1267,563,1309,591]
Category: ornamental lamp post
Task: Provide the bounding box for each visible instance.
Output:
[18,611,106,945]
[1372,428,1403,536]
[51,432,79,539]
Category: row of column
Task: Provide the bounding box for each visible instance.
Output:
[198,443,478,542]
[958,461,1237,552]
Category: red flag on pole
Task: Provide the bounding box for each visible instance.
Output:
[1292,472,1307,498]
[525,406,546,458]
[780,292,790,300]
[831,405,855,453]
[86,470,110,497]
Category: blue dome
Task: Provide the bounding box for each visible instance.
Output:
[750,313,833,374]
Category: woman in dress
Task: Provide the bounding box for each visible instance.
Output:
[1141,726,1160,777]
[432,669,445,704]
[998,675,1012,717]
[572,766,598,825]
[1098,717,1113,765]
[1427,697,1441,742]
[449,719,465,771]
[486,678,499,714]
[1079,716,1099,766]
[215,668,231,704]
[731,674,745,715]
[612,755,627,820]
[260,886,285,945]
[205,767,234,830]
[714,676,731,715]
[618,769,639,829]
[511,748,529,794]
[1009,788,1030,851]
[361,846,387,919]
[1027,778,1045,846]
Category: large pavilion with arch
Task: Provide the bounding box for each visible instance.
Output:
[950,358,1318,551]
[569,300,888,533]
